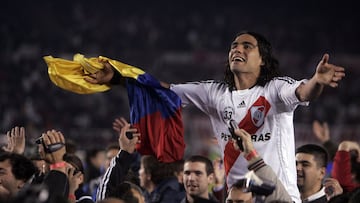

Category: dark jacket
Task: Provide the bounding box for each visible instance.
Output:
[306,195,327,203]
[96,150,136,201]
[75,187,94,203]
[180,194,219,203]
[42,170,69,202]
[144,177,185,203]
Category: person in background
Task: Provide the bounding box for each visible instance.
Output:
[296,144,343,202]
[104,143,120,170]
[181,155,219,203]
[2,126,70,202]
[226,128,292,203]
[0,126,37,201]
[65,139,78,155]
[112,117,141,180]
[212,158,225,203]
[331,140,360,193]
[96,117,144,202]
[85,148,105,184]
[88,143,121,200]
[139,155,183,203]
[2,126,26,155]
[64,153,94,203]
[173,159,186,196]
[226,179,252,203]
[85,148,105,197]
[0,152,37,202]
[312,120,338,175]
[29,154,48,184]
[37,129,69,202]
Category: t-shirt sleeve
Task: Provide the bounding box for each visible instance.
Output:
[271,77,309,111]
[170,81,214,114]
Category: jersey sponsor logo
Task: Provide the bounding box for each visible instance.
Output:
[251,133,271,142]
[222,132,271,142]
[221,132,231,141]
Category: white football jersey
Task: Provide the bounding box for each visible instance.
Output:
[171,77,308,203]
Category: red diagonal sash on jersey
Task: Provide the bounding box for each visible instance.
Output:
[224,96,271,176]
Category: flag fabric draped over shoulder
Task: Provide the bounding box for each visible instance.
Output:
[43,54,185,162]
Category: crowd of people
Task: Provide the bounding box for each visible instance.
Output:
[0,118,359,203]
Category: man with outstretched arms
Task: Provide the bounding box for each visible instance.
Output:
[85,31,345,203]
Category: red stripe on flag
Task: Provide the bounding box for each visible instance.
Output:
[134,108,185,163]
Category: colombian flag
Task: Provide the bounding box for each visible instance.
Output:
[44,54,185,162]
[126,73,185,163]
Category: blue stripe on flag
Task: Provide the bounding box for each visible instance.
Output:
[126,73,182,124]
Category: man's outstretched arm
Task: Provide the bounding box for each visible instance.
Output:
[295,53,345,102]
[84,61,171,88]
